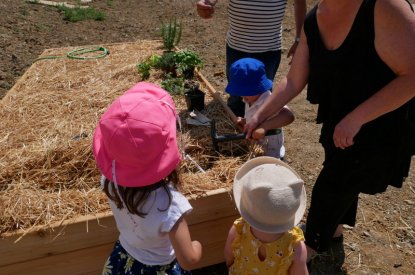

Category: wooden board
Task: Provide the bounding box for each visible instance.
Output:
[0,188,239,272]
[26,0,89,9]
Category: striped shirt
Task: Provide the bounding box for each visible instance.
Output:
[227,0,288,53]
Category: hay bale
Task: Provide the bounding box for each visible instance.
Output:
[0,40,258,236]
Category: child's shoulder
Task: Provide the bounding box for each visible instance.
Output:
[289,226,305,243]
[164,184,190,205]
[233,217,247,233]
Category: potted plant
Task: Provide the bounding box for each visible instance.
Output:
[175,49,204,79]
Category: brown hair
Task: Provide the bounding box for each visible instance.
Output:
[103,170,180,218]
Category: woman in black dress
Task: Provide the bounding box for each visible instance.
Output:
[244,0,415,260]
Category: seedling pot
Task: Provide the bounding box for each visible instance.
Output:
[185,87,205,111]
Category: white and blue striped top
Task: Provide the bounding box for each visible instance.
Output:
[227,0,288,53]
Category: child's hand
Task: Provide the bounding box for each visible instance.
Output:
[236,117,246,127]
[251,128,266,140]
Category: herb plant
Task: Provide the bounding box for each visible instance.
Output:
[175,49,204,79]
[161,74,184,95]
[137,62,151,80]
[160,18,182,52]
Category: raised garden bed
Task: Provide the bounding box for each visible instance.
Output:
[0,40,254,272]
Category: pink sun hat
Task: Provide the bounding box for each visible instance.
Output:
[92,82,181,187]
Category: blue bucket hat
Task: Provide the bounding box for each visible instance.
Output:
[225,58,273,96]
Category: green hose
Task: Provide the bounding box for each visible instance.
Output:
[34,46,109,62]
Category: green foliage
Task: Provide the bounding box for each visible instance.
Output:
[160,18,182,52]
[58,6,106,22]
[155,52,177,74]
[175,49,204,79]
[136,49,204,93]
[147,54,162,67]
[137,62,151,80]
[161,74,184,95]
[136,54,166,80]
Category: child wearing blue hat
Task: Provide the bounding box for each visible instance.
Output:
[225,58,294,159]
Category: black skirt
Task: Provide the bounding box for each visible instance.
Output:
[320,137,413,195]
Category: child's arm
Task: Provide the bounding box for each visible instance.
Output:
[224,225,236,267]
[169,217,202,270]
[288,241,309,275]
[251,106,295,140]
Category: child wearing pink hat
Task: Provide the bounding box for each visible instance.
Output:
[93,82,202,274]
[225,156,308,275]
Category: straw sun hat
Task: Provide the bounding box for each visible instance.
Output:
[233,156,306,233]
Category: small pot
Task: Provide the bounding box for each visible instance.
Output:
[182,68,195,79]
[185,87,205,111]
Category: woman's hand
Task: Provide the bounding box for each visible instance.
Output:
[333,115,362,149]
[196,0,216,19]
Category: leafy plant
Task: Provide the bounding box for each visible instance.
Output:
[137,62,151,80]
[136,49,203,89]
[147,54,162,67]
[160,18,182,52]
[175,50,204,79]
[161,74,184,95]
[155,52,177,75]
[137,54,163,79]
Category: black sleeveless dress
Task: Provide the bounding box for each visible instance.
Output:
[304,0,414,194]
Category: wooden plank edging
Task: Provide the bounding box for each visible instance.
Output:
[0,188,238,268]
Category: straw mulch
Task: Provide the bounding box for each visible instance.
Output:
[0,40,261,236]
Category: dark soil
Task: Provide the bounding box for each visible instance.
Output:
[1,0,414,274]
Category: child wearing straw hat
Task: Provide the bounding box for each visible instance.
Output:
[93,82,202,274]
[225,58,294,159]
[224,156,308,275]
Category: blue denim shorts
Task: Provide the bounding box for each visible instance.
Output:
[102,240,192,275]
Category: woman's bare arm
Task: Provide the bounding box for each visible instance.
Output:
[333,0,415,149]
[245,29,310,138]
